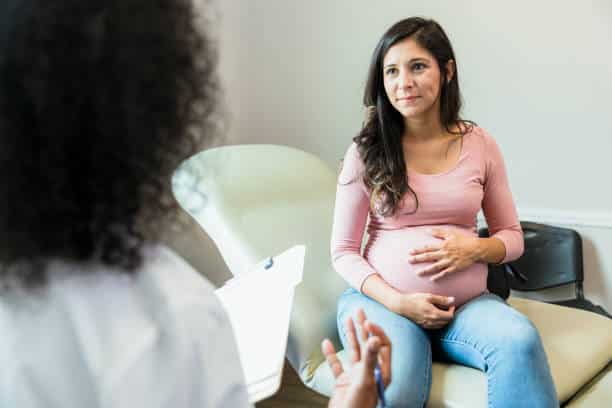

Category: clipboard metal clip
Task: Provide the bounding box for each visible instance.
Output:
[264,257,274,270]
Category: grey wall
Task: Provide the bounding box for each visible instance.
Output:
[205,0,612,309]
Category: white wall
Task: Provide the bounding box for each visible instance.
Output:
[211,0,612,309]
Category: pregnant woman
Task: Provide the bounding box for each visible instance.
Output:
[331,17,558,407]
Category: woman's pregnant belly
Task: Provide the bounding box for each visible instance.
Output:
[365,225,488,306]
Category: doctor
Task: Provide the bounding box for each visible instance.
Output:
[0,0,390,407]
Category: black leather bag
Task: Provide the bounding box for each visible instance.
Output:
[486,263,511,300]
[479,228,512,299]
[479,224,535,300]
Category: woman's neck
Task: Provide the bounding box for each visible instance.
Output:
[403,116,445,142]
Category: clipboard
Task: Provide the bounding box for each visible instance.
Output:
[215,245,305,403]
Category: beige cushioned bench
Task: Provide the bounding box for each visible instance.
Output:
[565,363,611,407]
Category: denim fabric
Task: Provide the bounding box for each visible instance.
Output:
[337,289,558,408]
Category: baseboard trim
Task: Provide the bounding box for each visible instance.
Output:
[478,208,612,230]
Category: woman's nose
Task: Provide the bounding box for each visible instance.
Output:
[398,70,414,89]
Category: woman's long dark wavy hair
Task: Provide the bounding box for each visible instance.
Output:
[0,0,220,286]
[354,17,471,216]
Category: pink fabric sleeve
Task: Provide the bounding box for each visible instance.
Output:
[481,131,524,263]
[330,143,378,291]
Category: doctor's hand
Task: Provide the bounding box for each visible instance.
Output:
[392,292,456,329]
[322,308,391,408]
[409,228,480,281]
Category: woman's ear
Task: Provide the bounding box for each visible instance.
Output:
[445,59,456,83]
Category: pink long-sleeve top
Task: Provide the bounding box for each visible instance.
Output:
[331,126,523,306]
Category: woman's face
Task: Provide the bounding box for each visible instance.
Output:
[382,37,453,121]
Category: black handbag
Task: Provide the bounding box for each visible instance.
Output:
[478,228,513,299]
[485,263,510,300]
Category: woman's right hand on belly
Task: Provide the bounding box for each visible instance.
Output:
[391,293,456,329]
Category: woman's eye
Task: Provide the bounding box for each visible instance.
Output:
[385,67,397,76]
[412,63,426,71]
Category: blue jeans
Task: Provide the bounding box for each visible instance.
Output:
[337,289,558,408]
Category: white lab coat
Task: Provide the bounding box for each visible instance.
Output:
[0,244,252,408]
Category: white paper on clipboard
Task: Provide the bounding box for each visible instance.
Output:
[215,245,305,402]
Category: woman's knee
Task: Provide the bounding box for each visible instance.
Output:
[497,314,544,358]
[463,298,544,355]
[512,319,544,356]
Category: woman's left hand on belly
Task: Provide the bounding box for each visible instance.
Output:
[408,228,480,281]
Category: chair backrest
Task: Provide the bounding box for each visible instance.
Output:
[481,221,583,293]
[172,144,348,381]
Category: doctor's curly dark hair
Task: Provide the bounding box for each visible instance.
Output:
[0,0,220,285]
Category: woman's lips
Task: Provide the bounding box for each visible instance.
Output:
[397,96,419,103]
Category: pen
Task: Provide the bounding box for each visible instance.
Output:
[374,364,386,408]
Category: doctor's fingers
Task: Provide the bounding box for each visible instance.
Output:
[364,320,392,386]
[344,316,362,364]
[322,339,344,379]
